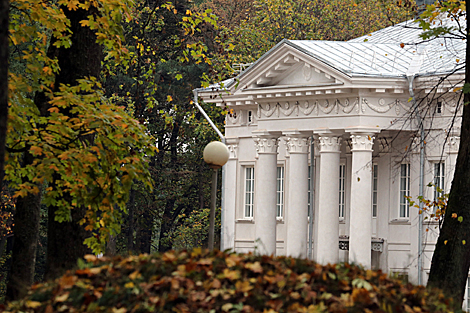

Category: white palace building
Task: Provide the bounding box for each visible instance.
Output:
[198,17,464,289]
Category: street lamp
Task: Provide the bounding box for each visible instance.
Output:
[203,141,229,251]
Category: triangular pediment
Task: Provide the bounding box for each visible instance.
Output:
[234,41,348,92]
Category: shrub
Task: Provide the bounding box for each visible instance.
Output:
[1,249,455,312]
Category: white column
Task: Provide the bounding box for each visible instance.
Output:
[314,133,341,264]
[253,132,279,255]
[283,132,309,258]
[222,137,239,251]
[348,132,376,268]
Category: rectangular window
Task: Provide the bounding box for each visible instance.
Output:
[308,165,311,217]
[339,164,345,218]
[277,166,284,218]
[434,162,445,201]
[372,164,378,218]
[399,164,410,218]
[244,167,255,218]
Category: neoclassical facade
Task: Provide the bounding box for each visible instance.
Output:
[199,18,463,288]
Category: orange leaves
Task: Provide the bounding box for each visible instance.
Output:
[244,261,263,273]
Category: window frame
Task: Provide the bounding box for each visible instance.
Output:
[399,163,411,218]
[244,166,255,218]
[372,164,378,218]
[276,165,285,218]
[339,163,346,219]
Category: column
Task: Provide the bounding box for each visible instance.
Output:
[283,131,309,258]
[348,131,376,268]
[252,131,279,255]
[221,137,239,251]
[314,132,341,264]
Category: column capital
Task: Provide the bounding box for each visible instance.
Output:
[350,134,375,152]
[225,137,239,159]
[317,135,342,153]
[447,136,460,154]
[252,130,280,154]
[282,130,310,154]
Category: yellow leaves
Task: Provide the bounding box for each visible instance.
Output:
[235,280,253,293]
[245,261,263,273]
[222,268,240,280]
[124,282,135,288]
[163,251,177,262]
[167,95,173,102]
[55,293,69,302]
[25,301,42,309]
[452,213,457,218]
[129,270,141,280]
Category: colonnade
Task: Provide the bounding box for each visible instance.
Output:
[242,128,378,268]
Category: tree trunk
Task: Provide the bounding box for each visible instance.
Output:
[42,5,102,280]
[427,7,470,308]
[45,203,90,280]
[0,0,8,189]
[5,153,41,300]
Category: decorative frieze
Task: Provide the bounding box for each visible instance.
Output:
[350,134,375,152]
[226,110,242,124]
[318,136,342,153]
[283,136,309,154]
[257,98,409,119]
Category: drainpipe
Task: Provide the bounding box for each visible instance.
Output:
[193,89,226,249]
[407,74,425,285]
[308,136,315,259]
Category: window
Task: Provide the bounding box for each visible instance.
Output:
[436,101,442,114]
[276,166,284,218]
[339,164,345,219]
[308,165,311,217]
[372,164,378,218]
[244,167,255,218]
[247,110,253,123]
[434,162,445,202]
[399,164,411,218]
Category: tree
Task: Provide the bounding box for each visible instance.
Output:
[196,0,415,73]
[415,1,470,308]
[5,0,154,299]
[0,0,7,190]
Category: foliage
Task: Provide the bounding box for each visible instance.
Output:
[197,0,416,75]
[406,183,448,231]
[171,207,221,250]
[1,250,456,312]
[6,0,159,253]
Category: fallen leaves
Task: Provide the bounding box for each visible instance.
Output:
[3,250,456,313]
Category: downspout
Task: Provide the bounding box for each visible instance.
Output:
[193,89,226,249]
[308,136,315,260]
[407,74,425,285]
